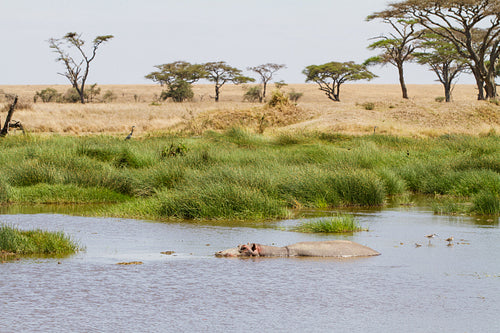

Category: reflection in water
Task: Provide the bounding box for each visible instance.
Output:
[0,208,499,332]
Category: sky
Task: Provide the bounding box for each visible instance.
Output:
[0,0,475,85]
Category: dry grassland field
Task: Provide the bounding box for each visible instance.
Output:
[0,83,499,136]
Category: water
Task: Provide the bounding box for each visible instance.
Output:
[1,207,499,332]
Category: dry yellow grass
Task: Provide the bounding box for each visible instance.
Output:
[0,83,498,136]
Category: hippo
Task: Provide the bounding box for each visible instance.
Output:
[215,240,380,258]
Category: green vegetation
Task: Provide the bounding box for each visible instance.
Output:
[243,86,262,102]
[303,61,376,102]
[0,224,81,255]
[0,131,498,220]
[293,214,364,233]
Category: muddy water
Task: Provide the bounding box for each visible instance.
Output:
[1,208,499,332]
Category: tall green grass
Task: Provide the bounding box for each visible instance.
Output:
[472,191,500,215]
[293,214,364,233]
[0,224,82,255]
[0,130,498,219]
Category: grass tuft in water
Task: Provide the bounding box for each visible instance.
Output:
[293,214,365,233]
[0,224,82,255]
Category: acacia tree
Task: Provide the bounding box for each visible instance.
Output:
[247,63,286,102]
[414,32,469,102]
[365,17,423,99]
[48,32,113,104]
[145,61,204,102]
[303,61,376,102]
[378,0,500,100]
[203,61,254,102]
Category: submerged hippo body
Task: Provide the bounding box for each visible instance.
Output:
[215,240,380,258]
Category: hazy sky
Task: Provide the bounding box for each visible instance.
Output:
[0,0,475,85]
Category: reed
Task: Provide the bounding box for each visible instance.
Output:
[9,184,128,203]
[472,191,500,215]
[0,224,82,255]
[293,214,364,233]
[156,182,287,220]
[0,131,497,219]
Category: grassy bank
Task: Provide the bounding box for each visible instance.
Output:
[0,224,81,255]
[0,130,498,220]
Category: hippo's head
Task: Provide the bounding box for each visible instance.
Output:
[215,243,260,257]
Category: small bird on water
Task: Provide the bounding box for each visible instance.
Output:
[445,236,454,246]
[425,233,438,244]
[125,126,135,140]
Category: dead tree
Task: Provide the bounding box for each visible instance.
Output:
[1,96,18,137]
[8,120,25,134]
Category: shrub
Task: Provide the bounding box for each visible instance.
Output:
[274,80,288,89]
[102,90,117,102]
[34,88,60,103]
[267,90,290,108]
[86,84,101,102]
[243,86,262,102]
[435,96,446,103]
[160,81,194,102]
[361,102,375,110]
[288,90,303,102]
[62,88,83,103]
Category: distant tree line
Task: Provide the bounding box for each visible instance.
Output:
[48,1,499,104]
[145,61,290,103]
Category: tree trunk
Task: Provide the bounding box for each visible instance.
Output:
[0,96,18,137]
[471,67,485,100]
[484,73,497,99]
[78,85,85,104]
[261,82,267,103]
[334,84,341,102]
[444,82,451,102]
[442,67,451,102]
[397,63,408,99]
[215,85,220,102]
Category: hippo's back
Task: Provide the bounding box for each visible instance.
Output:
[287,240,380,258]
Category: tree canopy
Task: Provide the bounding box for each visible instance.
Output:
[145,61,205,86]
[248,63,286,102]
[303,61,376,102]
[414,31,469,101]
[48,32,113,104]
[203,61,254,102]
[365,17,422,99]
[145,61,206,102]
[373,0,500,99]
